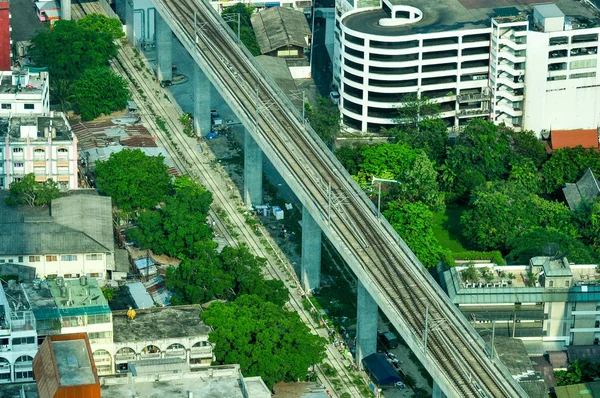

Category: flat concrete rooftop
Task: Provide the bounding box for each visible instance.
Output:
[112,306,211,343]
[0,70,46,95]
[100,365,247,398]
[343,0,599,36]
[0,114,71,141]
[52,339,96,386]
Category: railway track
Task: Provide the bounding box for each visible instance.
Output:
[71,3,364,396]
[155,0,529,396]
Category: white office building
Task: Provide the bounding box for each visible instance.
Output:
[0,68,50,116]
[334,0,600,136]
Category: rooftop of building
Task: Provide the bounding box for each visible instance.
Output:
[70,118,157,151]
[251,7,311,54]
[112,306,211,343]
[52,339,96,386]
[23,277,111,318]
[0,113,72,141]
[551,129,599,150]
[0,194,113,257]
[442,260,600,304]
[563,168,600,211]
[100,364,249,398]
[0,68,48,96]
[343,0,599,36]
[554,381,600,398]
[484,336,548,398]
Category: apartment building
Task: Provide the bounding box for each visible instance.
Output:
[441,256,600,349]
[0,196,115,281]
[0,69,50,116]
[334,0,600,136]
[0,112,78,190]
[0,281,38,384]
[0,1,10,71]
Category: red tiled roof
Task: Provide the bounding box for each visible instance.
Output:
[551,129,599,149]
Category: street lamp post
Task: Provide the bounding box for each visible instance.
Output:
[371,176,400,220]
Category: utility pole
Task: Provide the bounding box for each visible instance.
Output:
[371,176,400,220]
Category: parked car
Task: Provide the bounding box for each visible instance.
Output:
[329,91,340,105]
[211,110,223,126]
[378,331,399,349]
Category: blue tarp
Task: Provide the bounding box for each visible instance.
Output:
[361,353,402,386]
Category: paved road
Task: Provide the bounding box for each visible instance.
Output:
[10,0,46,43]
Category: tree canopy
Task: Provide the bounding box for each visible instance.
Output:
[77,14,125,40]
[94,149,172,212]
[222,4,261,56]
[72,67,129,121]
[166,246,288,306]
[5,174,61,207]
[305,97,341,147]
[460,182,575,251]
[383,201,443,268]
[201,295,327,389]
[129,176,214,258]
[384,94,448,164]
[539,147,600,195]
[29,20,117,81]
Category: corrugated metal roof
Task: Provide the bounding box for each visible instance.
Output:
[51,195,114,254]
[0,221,111,255]
[127,282,154,309]
[251,7,311,54]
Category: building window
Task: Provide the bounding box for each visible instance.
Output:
[57,166,69,175]
[15,371,33,380]
[89,272,100,277]
[86,254,102,261]
[0,260,4,264]
[565,280,570,287]
[13,162,23,168]
[60,255,77,261]
[1,104,11,109]
[18,256,23,263]
[29,256,40,262]
[12,337,35,345]
[46,255,57,262]
[549,280,554,287]
[7,259,13,263]
[12,148,23,154]
[24,104,34,110]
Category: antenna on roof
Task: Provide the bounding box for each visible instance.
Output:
[551,251,569,263]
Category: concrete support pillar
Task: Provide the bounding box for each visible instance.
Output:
[155,13,173,82]
[301,206,321,292]
[125,0,134,44]
[243,129,262,207]
[193,65,211,136]
[61,0,71,20]
[356,280,378,369]
[432,381,447,398]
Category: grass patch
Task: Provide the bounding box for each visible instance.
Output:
[432,205,469,252]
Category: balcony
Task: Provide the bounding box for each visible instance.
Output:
[140,352,161,359]
[114,353,136,362]
[458,92,490,102]
[190,346,212,358]
[494,102,523,117]
[11,154,24,161]
[495,89,524,102]
[165,349,186,358]
[457,108,489,117]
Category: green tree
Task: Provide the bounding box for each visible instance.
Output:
[50,78,73,112]
[222,4,261,55]
[506,227,598,265]
[383,201,442,268]
[460,182,575,251]
[460,263,480,282]
[384,94,448,164]
[29,20,117,81]
[78,14,125,40]
[573,200,600,256]
[305,97,341,147]
[334,144,366,176]
[540,147,600,195]
[359,143,418,183]
[6,174,61,207]
[72,66,129,121]
[101,286,115,301]
[509,158,540,193]
[202,295,327,388]
[396,151,444,210]
[161,176,213,258]
[95,149,172,212]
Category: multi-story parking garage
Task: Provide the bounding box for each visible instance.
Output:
[333,0,600,136]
